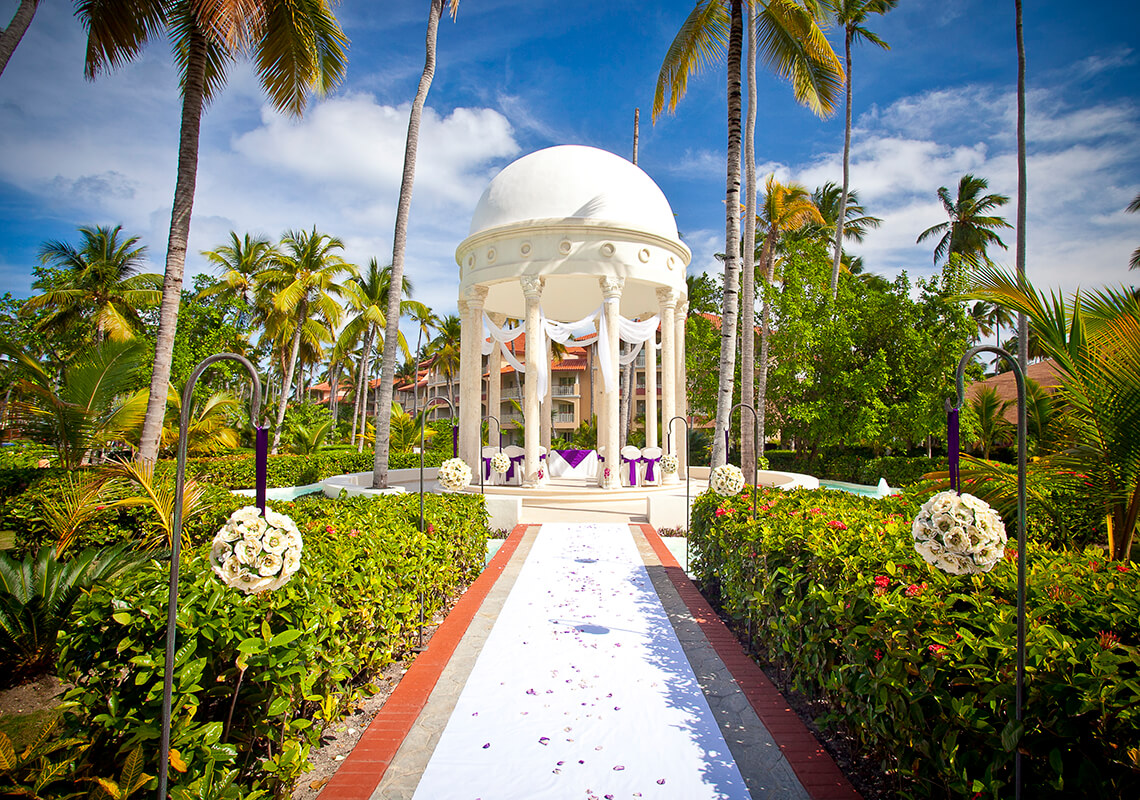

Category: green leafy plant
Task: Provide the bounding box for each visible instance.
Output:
[0,716,90,799]
[0,543,150,686]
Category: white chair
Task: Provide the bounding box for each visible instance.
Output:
[481,445,501,485]
[503,445,525,485]
[640,446,663,485]
[620,445,642,486]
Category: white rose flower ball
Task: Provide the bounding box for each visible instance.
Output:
[210,506,303,594]
[710,464,746,497]
[913,491,1007,575]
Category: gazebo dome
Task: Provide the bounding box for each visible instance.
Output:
[456,145,690,321]
[468,145,681,241]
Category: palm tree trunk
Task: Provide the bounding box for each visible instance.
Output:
[137,26,207,463]
[740,0,758,478]
[711,0,744,470]
[329,364,339,444]
[373,0,443,488]
[357,330,374,453]
[1015,0,1028,373]
[831,28,854,300]
[756,234,775,465]
[271,299,307,453]
[0,0,38,79]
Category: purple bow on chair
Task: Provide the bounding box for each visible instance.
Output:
[482,456,493,480]
[640,456,661,482]
[621,454,639,485]
[507,454,525,481]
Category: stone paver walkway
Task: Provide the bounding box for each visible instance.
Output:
[320,524,859,800]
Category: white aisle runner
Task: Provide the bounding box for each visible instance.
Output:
[411,523,750,800]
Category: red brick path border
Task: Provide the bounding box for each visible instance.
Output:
[639,523,862,800]
[319,524,531,799]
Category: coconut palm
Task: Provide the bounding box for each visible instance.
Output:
[198,232,277,326]
[257,228,353,453]
[158,384,239,455]
[829,0,896,299]
[24,225,161,343]
[372,0,459,488]
[342,260,413,452]
[1128,192,1140,270]
[73,0,349,463]
[807,182,882,248]
[967,266,1140,561]
[408,304,440,413]
[0,0,39,80]
[755,176,823,459]
[917,174,1012,268]
[426,314,462,412]
[654,0,842,469]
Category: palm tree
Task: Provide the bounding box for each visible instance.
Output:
[655,0,842,469]
[24,225,161,343]
[372,0,459,489]
[342,260,413,452]
[968,266,1140,561]
[1,338,148,469]
[158,385,239,455]
[916,174,1012,268]
[198,232,277,327]
[807,182,883,248]
[426,314,462,413]
[408,303,439,413]
[258,228,353,453]
[969,384,1013,459]
[73,1,349,463]
[0,0,38,80]
[756,176,823,458]
[829,0,896,299]
[1128,192,1140,270]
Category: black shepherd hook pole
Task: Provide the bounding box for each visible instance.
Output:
[948,345,1028,800]
[666,415,691,571]
[158,354,263,800]
[729,403,759,521]
[479,415,502,495]
[418,397,457,532]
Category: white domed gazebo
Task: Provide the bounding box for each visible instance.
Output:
[455,145,691,490]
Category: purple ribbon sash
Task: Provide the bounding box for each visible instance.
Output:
[621,455,638,485]
[640,456,661,482]
[507,454,525,481]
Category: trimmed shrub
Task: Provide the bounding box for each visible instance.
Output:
[55,492,489,795]
[858,455,946,487]
[690,486,1139,798]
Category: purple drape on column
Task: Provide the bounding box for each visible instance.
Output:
[452,426,458,457]
[255,426,268,514]
[948,407,960,493]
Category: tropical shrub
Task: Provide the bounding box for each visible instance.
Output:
[689,486,1140,798]
[55,492,488,796]
[0,543,149,686]
[858,455,946,487]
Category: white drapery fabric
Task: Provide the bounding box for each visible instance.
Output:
[482,308,660,399]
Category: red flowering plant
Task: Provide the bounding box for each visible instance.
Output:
[688,484,1140,797]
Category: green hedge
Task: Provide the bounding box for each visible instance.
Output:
[55,492,488,795]
[690,486,1139,798]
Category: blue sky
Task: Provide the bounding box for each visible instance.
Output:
[0,0,1137,341]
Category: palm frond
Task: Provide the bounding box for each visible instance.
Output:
[653,0,728,120]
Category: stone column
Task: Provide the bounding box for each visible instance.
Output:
[657,287,678,484]
[676,298,688,478]
[521,275,544,487]
[487,312,506,448]
[540,358,552,455]
[600,276,624,489]
[594,339,607,486]
[458,285,488,470]
[644,321,658,448]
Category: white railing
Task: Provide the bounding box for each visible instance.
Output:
[553,413,576,423]
[552,385,578,396]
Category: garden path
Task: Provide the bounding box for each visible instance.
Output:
[320,522,859,800]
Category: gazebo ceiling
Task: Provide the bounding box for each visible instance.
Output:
[456,145,690,321]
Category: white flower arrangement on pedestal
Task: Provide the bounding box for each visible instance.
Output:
[709,464,745,496]
[438,458,472,492]
[661,454,679,475]
[912,490,1007,575]
[210,506,302,594]
[490,452,510,474]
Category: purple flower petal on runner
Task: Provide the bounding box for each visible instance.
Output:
[613,765,625,771]
[539,737,549,745]
[657,778,666,784]
[482,743,490,749]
